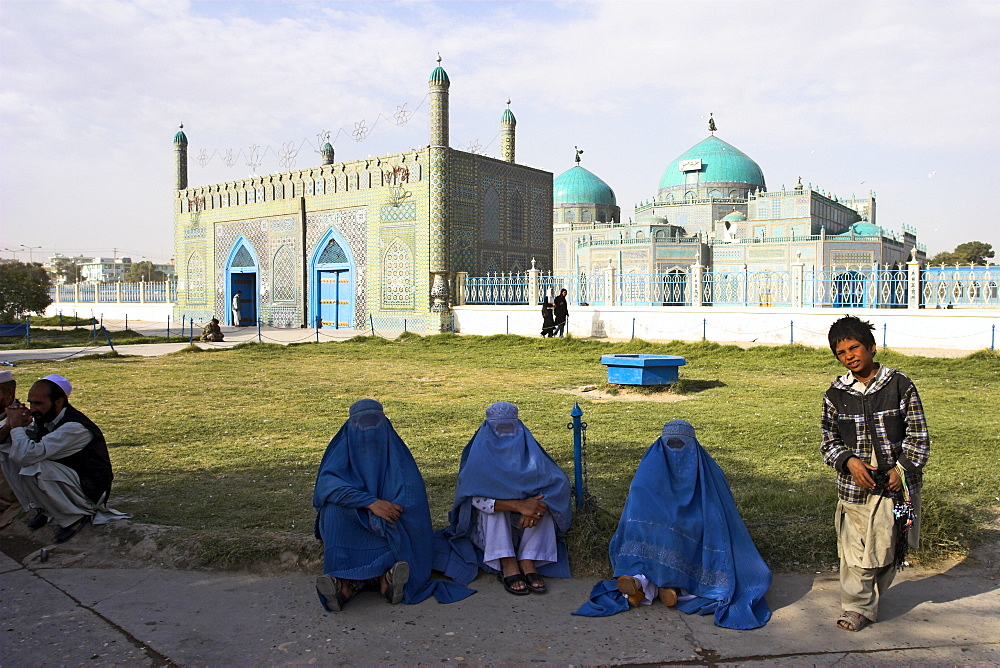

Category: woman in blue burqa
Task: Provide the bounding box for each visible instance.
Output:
[313,399,473,611]
[574,420,772,629]
[434,401,572,595]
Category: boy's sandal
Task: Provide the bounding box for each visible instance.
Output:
[498,572,531,596]
[316,575,347,613]
[524,572,547,594]
[836,610,871,632]
[382,561,409,605]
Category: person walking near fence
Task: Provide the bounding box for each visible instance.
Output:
[553,288,568,337]
[540,290,555,337]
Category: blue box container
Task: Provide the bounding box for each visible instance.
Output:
[601,354,686,386]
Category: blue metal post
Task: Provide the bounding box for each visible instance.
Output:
[506,315,509,335]
[631,318,636,341]
[25,316,30,346]
[571,403,585,509]
[181,315,186,337]
[316,315,321,343]
[992,324,995,352]
[370,314,376,337]
[125,314,128,332]
[166,315,170,339]
[703,318,707,341]
[404,318,407,333]
[102,327,116,352]
[883,323,887,348]
[790,320,794,345]
[188,321,193,345]
[257,318,262,342]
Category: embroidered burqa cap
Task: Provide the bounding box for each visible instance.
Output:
[575,419,772,629]
[313,399,472,604]
[433,401,573,584]
[42,374,72,397]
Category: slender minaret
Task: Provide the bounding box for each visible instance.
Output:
[428,55,450,314]
[320,142,335,165]
[500,99,516,163]
[174,123,188,191]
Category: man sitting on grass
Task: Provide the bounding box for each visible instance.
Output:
[434,401,572,595]
[200,318,224,342]
[313,399,472,611]
[0,375,114,543]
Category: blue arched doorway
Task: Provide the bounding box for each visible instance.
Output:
[310,229,355,329]
[226,237,260,326]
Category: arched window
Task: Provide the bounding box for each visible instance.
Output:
[685,191,696,202]
[564,209,575,223]
[510,192,524,243]
[556,240,568,268]
[272,245,296,302]
[581,208,592,222]
[186,252,205,303]
[484,187,500,242]
[382,239,413,309]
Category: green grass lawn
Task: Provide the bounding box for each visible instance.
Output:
[6,334,998,573]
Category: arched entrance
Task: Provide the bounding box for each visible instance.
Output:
[226,238,259,326]
[310,229,355,329]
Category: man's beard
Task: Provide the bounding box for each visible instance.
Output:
[33,405,60,424]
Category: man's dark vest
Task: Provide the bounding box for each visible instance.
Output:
[49,405,113,503]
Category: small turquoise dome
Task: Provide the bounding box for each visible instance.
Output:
[554,165,616,206]
[174,124,187,143]
[842,222,881,236]
[721,210,747,222]
[501,108,516,123]
[429,65,450,84]
[659,136,765,192]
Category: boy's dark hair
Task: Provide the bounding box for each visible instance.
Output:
[828,315,876,354]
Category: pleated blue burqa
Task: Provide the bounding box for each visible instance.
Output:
[313,399,473,604]
[574,420,771,629]
[433,401,573,584]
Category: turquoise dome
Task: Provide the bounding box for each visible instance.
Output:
[554,165,616,206]
[501,108,516,123]
[429,66,450,84]
[659,136,765,192]
[841,222,881,236]
[174,125,187,143]
[721,210,747,222]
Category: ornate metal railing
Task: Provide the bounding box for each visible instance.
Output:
[47,281,179,304]
[465,273,529,304]
[922,267,999,307]
[803,269,909,308]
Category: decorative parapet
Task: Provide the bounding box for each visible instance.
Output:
[175,150,426,214]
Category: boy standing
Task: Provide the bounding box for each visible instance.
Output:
[821,315,929,632]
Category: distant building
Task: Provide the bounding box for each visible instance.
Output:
[553,122,924,288]
[172,61,553,330]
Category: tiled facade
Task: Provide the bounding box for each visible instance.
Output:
[173,65,552,332]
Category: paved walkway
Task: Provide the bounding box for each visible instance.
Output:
[1,544,997,666]
[1,321,978,364]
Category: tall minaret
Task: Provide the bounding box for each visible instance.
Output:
[500,100,516,163]
[428,55,450,315]
[174,123,188,191]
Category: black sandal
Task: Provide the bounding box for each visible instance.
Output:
[498,572,530,596]
[316,575,347,612]
[524,572,547,594]
[383,561,409,604]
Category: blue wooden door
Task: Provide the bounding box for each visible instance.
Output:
[318,269,351,328]
[231,273,257,325]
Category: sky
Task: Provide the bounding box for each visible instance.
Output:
[2,0,998,265]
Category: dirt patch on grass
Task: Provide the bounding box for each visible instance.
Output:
[558,385,691,402]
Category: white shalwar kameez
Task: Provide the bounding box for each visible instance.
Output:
[469,496,558,571]
[1,409,98,528]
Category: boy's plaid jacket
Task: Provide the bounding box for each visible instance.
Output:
[821,366,930,504]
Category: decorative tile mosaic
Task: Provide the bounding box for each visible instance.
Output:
[272,245,296,302]
[382,239,414,309]
[186,252,206,303]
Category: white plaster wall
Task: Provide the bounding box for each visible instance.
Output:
[453,305,1000,353]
